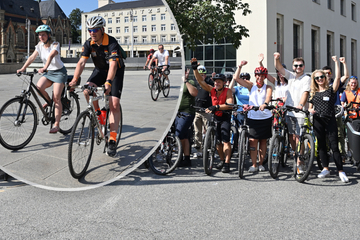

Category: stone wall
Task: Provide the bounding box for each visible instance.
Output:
[0,63,23,74]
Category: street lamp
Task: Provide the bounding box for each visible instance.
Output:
[130,9,134,58]
[25,18,31,58]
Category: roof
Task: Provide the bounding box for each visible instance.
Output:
[91,0,164,12]
[0,0,40,19]
[39,0,67,19]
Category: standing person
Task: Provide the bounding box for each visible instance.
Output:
[308,56,349,183]
[229,71,249,126]
[274,52,311,173]
[233,61,273,172]
[17,25,68,134]
[192,58,234,173]
[148,44,170,83]
[176,69,198,167]
[341,76,360,117]
[323,63,349,163]
[193,65,214,158]
[69,16,126,157]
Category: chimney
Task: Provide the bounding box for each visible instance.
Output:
[98,0,111,8]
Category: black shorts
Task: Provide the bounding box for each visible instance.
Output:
[215,117,231,143]
[87,67,125,99]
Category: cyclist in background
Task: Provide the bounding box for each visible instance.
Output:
[69,16,126,157]
[144,48,157,81]
[148,44,170,83]
[341,76,360,117]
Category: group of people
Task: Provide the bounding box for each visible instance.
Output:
[174,53,360,183]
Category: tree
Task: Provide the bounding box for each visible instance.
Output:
[69,8,83,43]
[166,0,251,49]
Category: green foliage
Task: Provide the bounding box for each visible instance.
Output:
[166,0,251,49]
[69,8,83,43]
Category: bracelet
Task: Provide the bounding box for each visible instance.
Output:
[216,105,220,110]
[105,82,112,87]
[300,104,304,107]
[264,102,268,106]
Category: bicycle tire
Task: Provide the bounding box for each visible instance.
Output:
[294,133,315,183]
[0,97,37,150]
[162,77,170,97]
[58,92,80,135]
[68,110,95,179]
[230,125,239,157]
[238,130,247,179]
[148,73,153,90]
[281,130,290,167]
[203,126,215,175]
[151,78,160,101]
[148,133,182,175]
[268,134,281,179]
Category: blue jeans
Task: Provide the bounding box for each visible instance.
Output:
[175,112,195,140]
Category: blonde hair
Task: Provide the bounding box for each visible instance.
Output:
[345,77,359,91]
[309,69,329,100]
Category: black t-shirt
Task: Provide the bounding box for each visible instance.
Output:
[195,76,214,108]
[309,88,336,117]
[81,33,126,71]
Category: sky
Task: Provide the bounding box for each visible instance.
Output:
[57,0,138,17]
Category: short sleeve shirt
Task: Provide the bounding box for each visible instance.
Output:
[35,42,64,70]
[233,86,249,111]
[274,80,288,99]
[153,50,170,66]
[179,80,196,114]
[309,88,336,117]
[81,33,125,71]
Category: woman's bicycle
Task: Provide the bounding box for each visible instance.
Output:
[68,84,123,179]
[0,70,80,150]
[150,65,170,101]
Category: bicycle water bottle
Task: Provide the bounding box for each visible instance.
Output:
[96,109,106,125]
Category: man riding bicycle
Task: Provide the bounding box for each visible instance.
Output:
[69,16,126,157]
[148,44,170,83]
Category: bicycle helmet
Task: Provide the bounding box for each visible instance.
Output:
[86,16,106,29]
[150,48,155,53]
[225,73,233,81]
[240,72,251,80]
[35,25,51,34]
[254,66,268,77]
[212,73,226,81]
[197,65,207,74]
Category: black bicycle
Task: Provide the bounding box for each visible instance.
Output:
[150,65,170,101]
[0,70,80,150]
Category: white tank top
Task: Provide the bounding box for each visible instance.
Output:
[248,84,272,120]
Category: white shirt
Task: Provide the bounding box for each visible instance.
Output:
[284,69,311,118]
[274,80,288,99]
[153,49,170,66]
[248,84,272,120]
[35,42,64,70]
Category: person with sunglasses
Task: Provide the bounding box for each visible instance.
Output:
[308,56,349,183]
[274,52,311,173]
[69,16,126,157]
[148,44,170,84]
[323,61,349,163]
[341,75,360,118]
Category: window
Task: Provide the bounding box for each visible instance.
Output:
[151,14,156,21]
[125,16,129,23]
[134,37,138,43]
[108,27,112,34]
[124,37,129,44]
[311,26,320,71]
[151,25,156,32]
[340,35,346,75]
[116,17,120,23]
[142,15,147,21]
[116,27,120,33]
[16,29,24,46]
[133,16,138,22]
[161,14,165,20]
[352,2,356,21]
[133,26,138,33]
[161,35,166,42]
[142,25,147,32]
[351,39,357,75]
[152,36,157,43]
[327,32,334,67]
[161,24,166,31]
[341,0,346,16]
[276,14,284,57]
[116,37,121,44]
[171,35,176,42]
[171,24,175,31]
[293,20,303,59]
[142,36,147,43]
[125,26,129,33]
[328,0,334,10]
[108,18,112,24]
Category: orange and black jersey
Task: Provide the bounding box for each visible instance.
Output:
[81,33,126,71]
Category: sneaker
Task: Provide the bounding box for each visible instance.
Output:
[258,165,266,172]
[248,166,258,173]
[222,163,230,173]
[317,169,330,178]
[297,165,304,175]
[339,172,349,183]
[177,159,191,167]
[215,160,224,170]
[107,140,117,157]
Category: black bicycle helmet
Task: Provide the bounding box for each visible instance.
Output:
[240,72,251,80]
[212,74,226,81]
[225,73,233,81]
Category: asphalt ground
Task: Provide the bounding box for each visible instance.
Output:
[0,69,182,190]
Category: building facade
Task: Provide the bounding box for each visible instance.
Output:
[77,0,181,59]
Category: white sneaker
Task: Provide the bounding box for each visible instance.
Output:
[297,165,304,175]
[248,166,258,173]
[339,172,349,183]
[258,165,266,172]
[317,169,330,178]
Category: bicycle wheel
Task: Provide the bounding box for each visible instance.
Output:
[0,97,37,150]
[294,133,315,183]
[281,130,290,167]
[230,125,239,157]
[58,92,80,135]
[148,133,182,175]
[238,130,248,179]
[148,73,154,89]
[68,110,95,179]
[203,126,215,175]
[268,134,281,179]
[104,104,123,147]
[151,78,160,101]
[162,77,170,97]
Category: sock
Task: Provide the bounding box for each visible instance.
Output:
[184,155,190,161]
[110,132,117,142]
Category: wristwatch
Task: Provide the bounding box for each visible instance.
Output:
[300,104,304,107]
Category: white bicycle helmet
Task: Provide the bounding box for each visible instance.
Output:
[86,16,106,29]
[197,65,207,74]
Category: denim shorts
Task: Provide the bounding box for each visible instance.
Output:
[175,112,195,140]
[285,115,304,135]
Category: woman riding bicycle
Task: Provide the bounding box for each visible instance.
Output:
[17,25,68,134]
[233,60,273,173]
[308,56,349,183]
[191,58,234,173]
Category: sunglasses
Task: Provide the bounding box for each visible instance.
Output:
[88,28,101,33]
[314,75,326,81]
[158,48,163,50]
[293,64,304,68]
[324,71,332,75]
[350,76,358,80]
